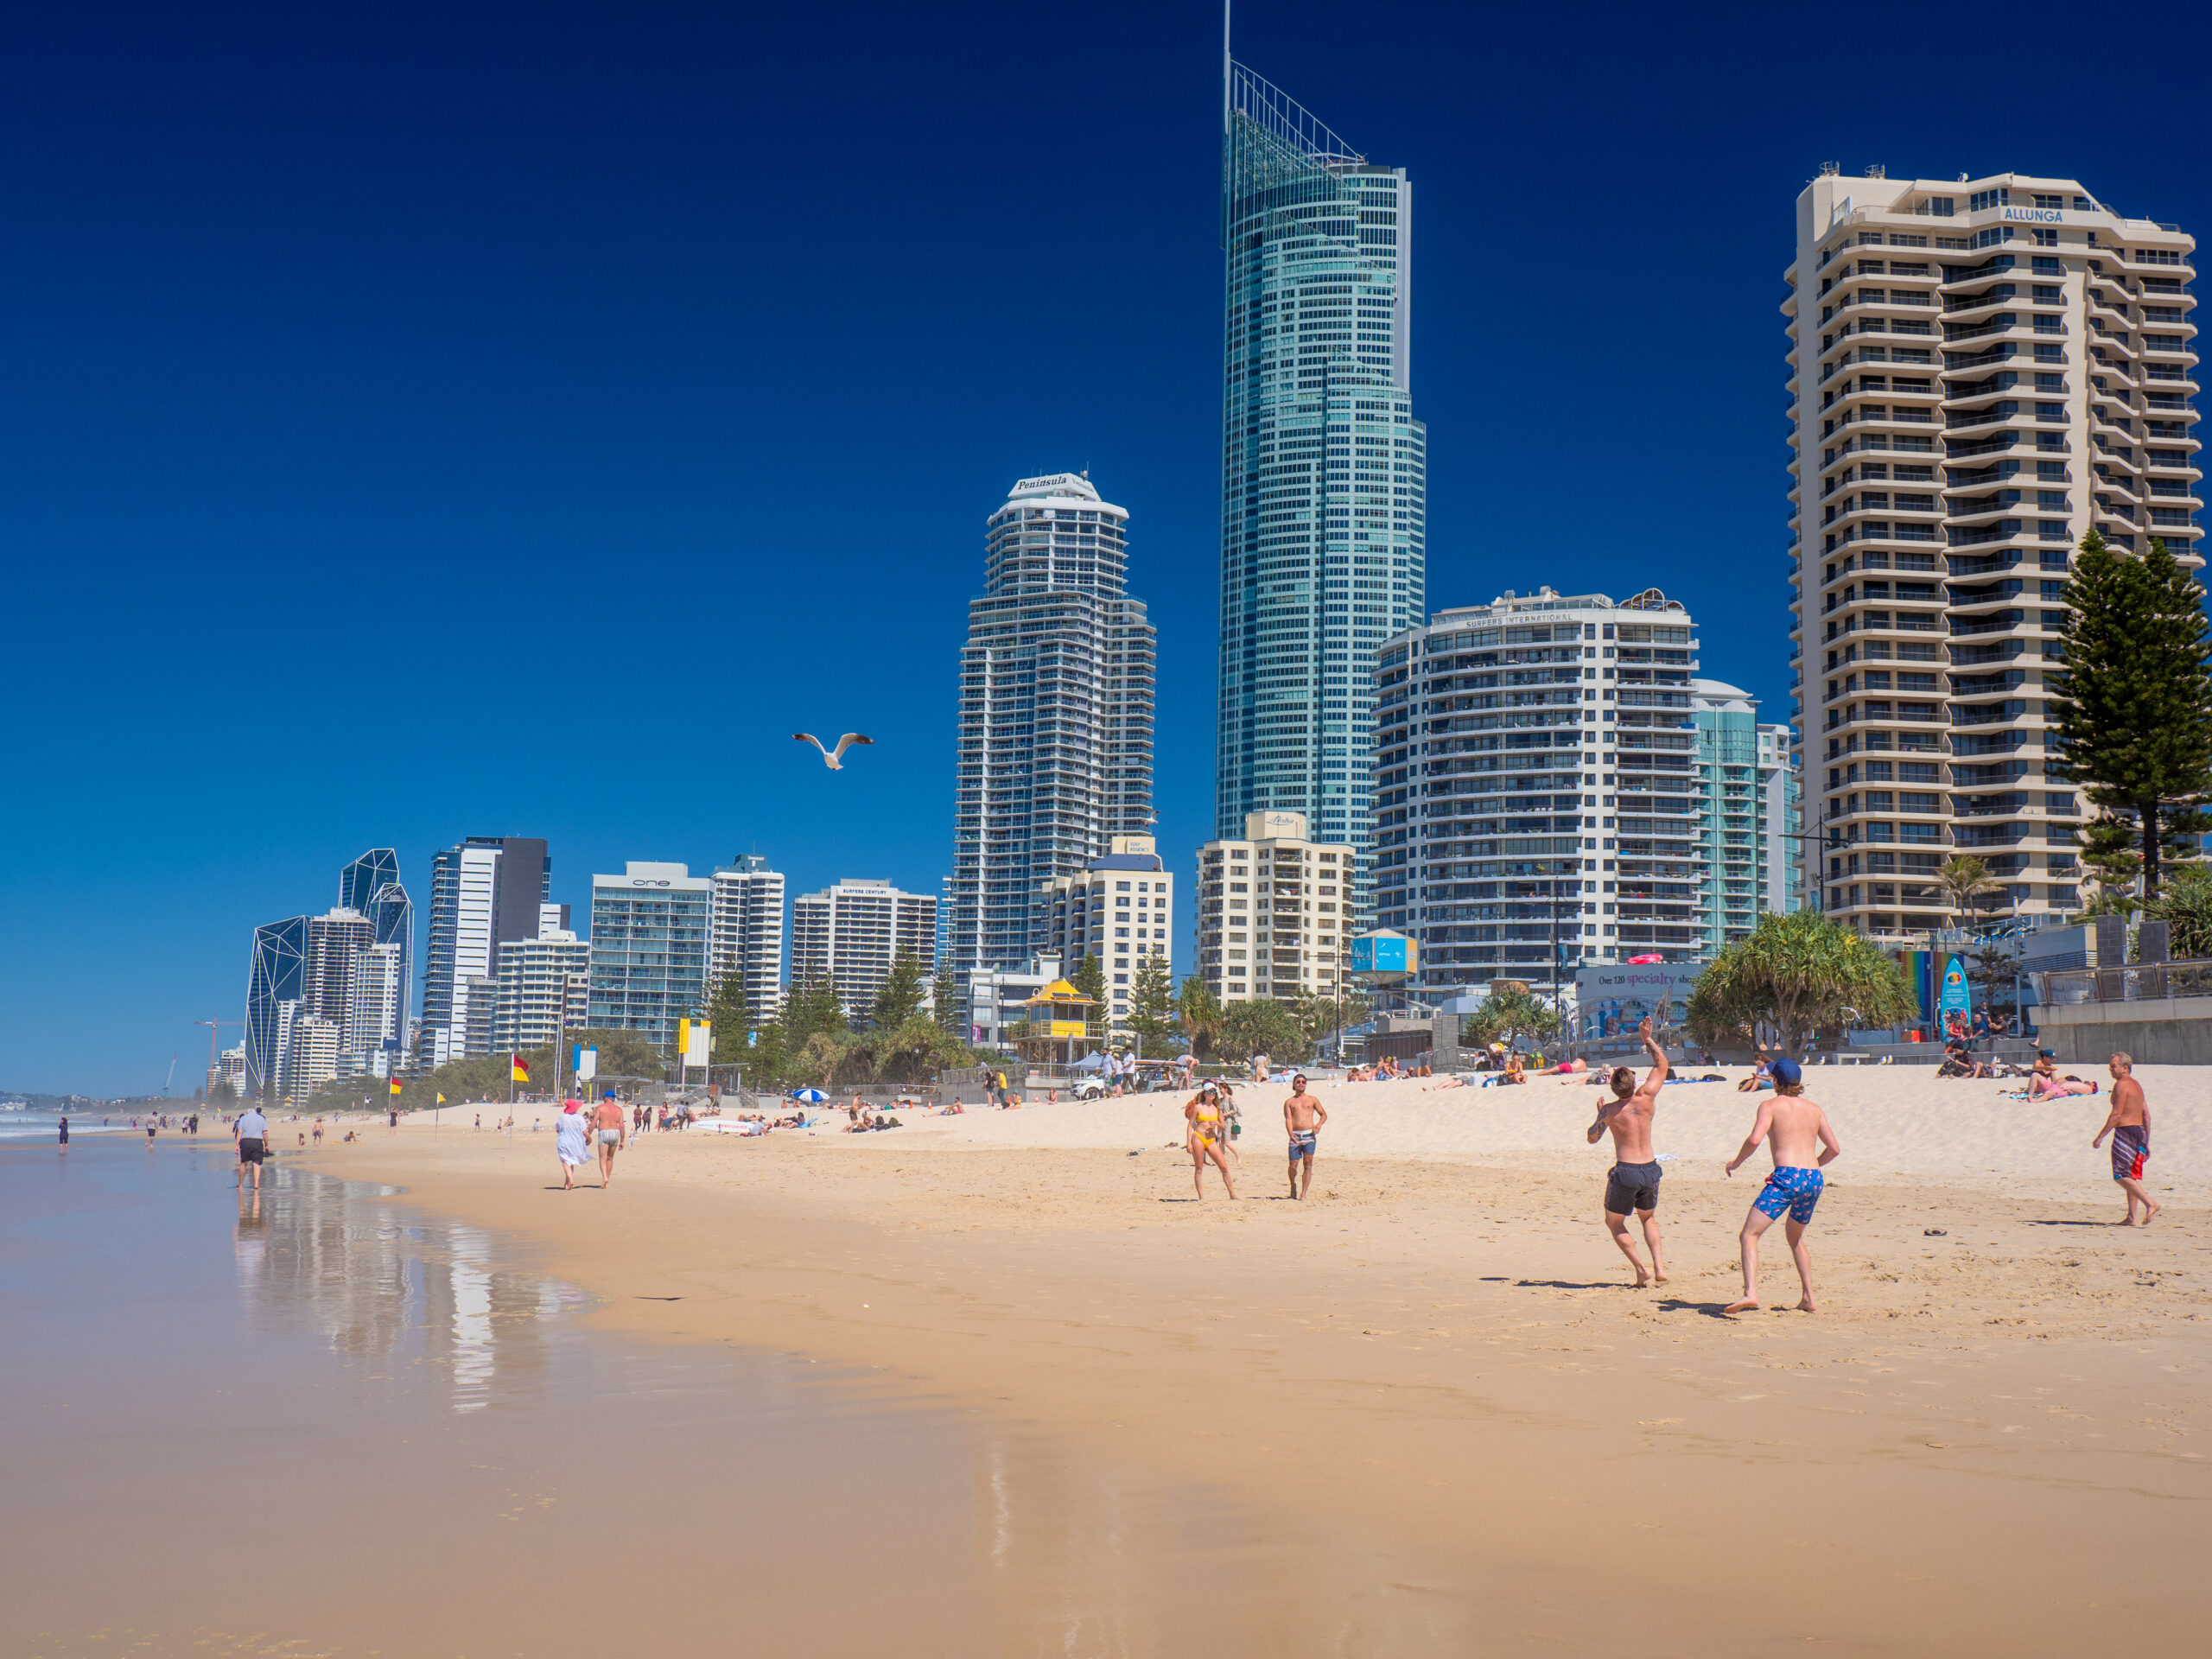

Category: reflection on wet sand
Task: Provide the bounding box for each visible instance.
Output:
[966,1419,1477,1655]
[9,1147,1484,1654]
[232,1168,582,1413]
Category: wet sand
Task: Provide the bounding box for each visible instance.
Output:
[296,1080,2212,1656]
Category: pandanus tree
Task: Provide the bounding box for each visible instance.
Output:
[1684,910,1916,1058]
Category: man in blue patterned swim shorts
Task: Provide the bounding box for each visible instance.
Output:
[1721,1058,1842,1314]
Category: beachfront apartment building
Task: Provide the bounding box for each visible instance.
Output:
[587,862,710,1053]
[1371,589,1705,1000]
[1688,683,1802,956]
[1785,168,2199,937]
[791,878,937,1021]
[1039,836,1175,1027]
[1214,62,1424,873]
[419,836,551,1065]
[491,926,590,1057]
[942,473,1154,990]
[709,855,785,1027]
[1194,811,1355,1006]
[283,1014,340,1096]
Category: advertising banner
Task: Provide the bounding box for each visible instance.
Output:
[574,1045,597,1082]
[1573,962,1706,1042]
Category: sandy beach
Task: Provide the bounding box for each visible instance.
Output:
[289,1064,2212,1654]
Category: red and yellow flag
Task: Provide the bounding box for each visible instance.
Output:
[389,1077,403,1096]
[511,1054,531,1083]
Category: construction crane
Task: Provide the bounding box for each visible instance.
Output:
[196,1019,242,1088]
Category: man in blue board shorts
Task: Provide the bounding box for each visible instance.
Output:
[1722,1058,1842,1314]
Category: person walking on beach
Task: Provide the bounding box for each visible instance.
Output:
[1584,1017,1669,1287]
[1283,1073,1326,1200]
[1185,1079,1238,1201]
[591,1090,627,1187]
[234,1104,269,1192]
[1722,1057,1841,1313]
[554,1098,591,1190]
[57,1114,68,1156]
[2092,1052,2159,1226]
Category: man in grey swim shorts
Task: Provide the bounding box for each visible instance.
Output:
[1586,1017,1669,1287]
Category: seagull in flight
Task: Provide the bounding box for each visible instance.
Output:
[793,732,874,771]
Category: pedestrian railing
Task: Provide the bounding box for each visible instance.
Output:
[2034,960,2212,1007]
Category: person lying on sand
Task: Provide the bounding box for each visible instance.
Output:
[1584,1018,1669,1287]
[2092,1052,2158,1226]
[1721,1057,1841,1313]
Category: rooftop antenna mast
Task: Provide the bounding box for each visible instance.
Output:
[1223,0,1230,133]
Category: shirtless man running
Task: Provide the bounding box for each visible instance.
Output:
[1282,1073,1327,1200]
[1722,1057,1842,1313]
[1586,1017,1669,1287]
[2091,1051,2159,1226]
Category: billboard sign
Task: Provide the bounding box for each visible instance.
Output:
[1347,931,1416,980]
[574,1045,597,1082]
[1573,962,1706,1042]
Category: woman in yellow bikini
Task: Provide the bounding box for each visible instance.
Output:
[1184,1080,1239,1200]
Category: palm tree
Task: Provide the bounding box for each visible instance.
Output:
[2149,863,2212,959]
[1685,910,1916,1058]
[1936,855,2002,934]
[1465,987,1561,1054]
[1177,976,1224,1059]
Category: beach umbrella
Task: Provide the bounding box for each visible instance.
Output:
[791,1087,827,1103]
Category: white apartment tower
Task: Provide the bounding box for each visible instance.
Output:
[791,878,938,1020]
[492,927,591,1056]
[1195,811,1357,1005]
[1786,168,2199,934]
[709,855,785,1025]
[1216,62,1426,867]
[1372,590,1704,998]
[1039,836,1175,1027]
[944,474,1155,986]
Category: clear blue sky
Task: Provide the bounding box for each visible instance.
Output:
[4,1,2205,1095]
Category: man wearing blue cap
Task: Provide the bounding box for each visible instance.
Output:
[1586,1016,1670,1287]
[1723,1057,1843,1313]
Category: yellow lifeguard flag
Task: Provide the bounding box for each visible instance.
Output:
[436,1092,446,1105]
[511,1054,531,1083]
[389,1077,403,1096]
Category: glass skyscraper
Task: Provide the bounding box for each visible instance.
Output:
[1216,61,1425,884]
[340,848,411,1061]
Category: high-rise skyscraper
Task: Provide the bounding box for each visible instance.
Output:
[419,836,551,1064]
[1786,168,2198,934]
[709,855,786,1026]
[587,861,710,1051]
[1371,588,1703,997]
[1216,59,1425,873]
[944,473,1155,986]
[245,915,308,1096]
[791,878,938,1020]
[341,848,413,1051]
[1688,681,1803,955]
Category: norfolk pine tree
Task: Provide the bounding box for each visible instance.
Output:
[1123,957,1179,1050]
[2048,532,2212,901]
